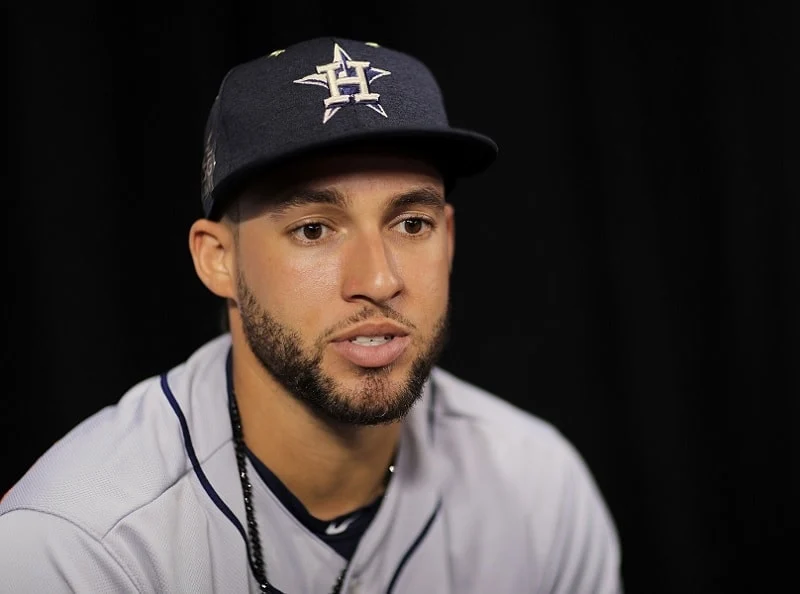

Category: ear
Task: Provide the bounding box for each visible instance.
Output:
[445,203,455,272]
[188,219,237,299]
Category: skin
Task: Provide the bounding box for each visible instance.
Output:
[189,151,455,520]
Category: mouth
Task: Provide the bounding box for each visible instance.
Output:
[347,335,397,346]
[331,321,409,344]
[330,326,411,368]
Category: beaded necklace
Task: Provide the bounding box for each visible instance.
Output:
[228,392,394,593]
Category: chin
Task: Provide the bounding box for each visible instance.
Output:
[312,355,428,425]
[335,361,405,391]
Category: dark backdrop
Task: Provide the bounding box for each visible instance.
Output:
[4,3,798,593]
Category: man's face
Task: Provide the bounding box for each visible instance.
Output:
[231,153,454,426]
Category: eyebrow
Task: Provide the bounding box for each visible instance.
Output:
[265,185,445,218]
[388,187,446,213]
[266,188,348,217]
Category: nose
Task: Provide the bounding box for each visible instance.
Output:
[341,230,404,305]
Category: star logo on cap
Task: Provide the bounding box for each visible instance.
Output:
[294,43,391,124]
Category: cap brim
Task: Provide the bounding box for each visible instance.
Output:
[351,127,499,178]
[209,128,498,219]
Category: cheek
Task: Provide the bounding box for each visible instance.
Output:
[245,248,340,326]
[285,257,340,303]
[399,250,451,307]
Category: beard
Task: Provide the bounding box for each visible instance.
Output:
[236,273,450,426]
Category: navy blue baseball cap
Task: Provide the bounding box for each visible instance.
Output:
[200,36,498,220]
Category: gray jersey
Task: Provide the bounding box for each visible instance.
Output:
[0,335,622,593]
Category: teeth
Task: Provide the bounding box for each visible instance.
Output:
[350,335,392,346]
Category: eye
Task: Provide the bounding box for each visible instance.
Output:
[395,217,433,236]
[290,222,331,243]
[404,219,423,234]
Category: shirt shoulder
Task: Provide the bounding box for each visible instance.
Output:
[430,366,572,456]
[430,365,593,509]
[430,365,607,495]
[430,367,622,593]
[0,509,142,593]
[0,334,232,542]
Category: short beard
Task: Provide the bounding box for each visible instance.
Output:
[236,274,449,426]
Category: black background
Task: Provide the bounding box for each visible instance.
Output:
[4,3,798,593]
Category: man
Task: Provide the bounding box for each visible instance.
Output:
[0,37,622,593]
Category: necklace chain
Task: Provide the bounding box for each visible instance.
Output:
[229,393,348,594]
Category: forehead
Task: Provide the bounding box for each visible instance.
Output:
[239,151,445,209]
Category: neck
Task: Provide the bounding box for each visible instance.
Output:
[230,343,402,521]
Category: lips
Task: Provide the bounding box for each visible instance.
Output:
[331,322,409,343]
[330,322,411,368]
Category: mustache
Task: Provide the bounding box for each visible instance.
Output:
[319,306,418,343]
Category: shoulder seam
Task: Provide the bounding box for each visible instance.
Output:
[1,507,144,593]
[100,437,233,539]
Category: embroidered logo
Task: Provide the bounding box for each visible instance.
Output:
[294,43,391,124]
[201,125,216,199]
[325,516,357,535]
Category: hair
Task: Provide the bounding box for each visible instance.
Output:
[214,201,241,335]
[219,301,231,333]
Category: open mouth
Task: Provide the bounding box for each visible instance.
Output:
[331,333,411,368]
[348,335,394,346]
